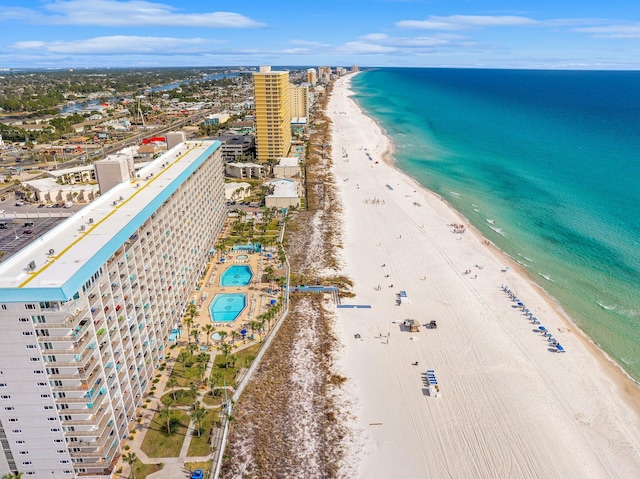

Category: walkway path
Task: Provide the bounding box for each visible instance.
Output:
[119,347,219,479]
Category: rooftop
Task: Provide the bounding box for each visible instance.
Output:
[0,140,220,302]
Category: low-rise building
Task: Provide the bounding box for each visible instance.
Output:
[264,178,302,208]
[225,162,264,180]
[273,157,301,178]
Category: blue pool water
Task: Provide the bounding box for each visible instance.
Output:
[209,293,247,322]
[220,265,253,286]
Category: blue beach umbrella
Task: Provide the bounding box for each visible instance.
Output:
[538,326,547,332]
[240,329,247,337]
[270,299,277,305]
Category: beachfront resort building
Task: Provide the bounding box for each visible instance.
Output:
[0,141,225,478]
[289,84,309,119]
[253,66,291,162]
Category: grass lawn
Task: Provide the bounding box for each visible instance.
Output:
[169,351,209,388]
[202,390,225,408]
[141,409,190,458]
[161,388,197,407]
[210,343,261,388]
[132,458,163,479]
[187,410,220,457]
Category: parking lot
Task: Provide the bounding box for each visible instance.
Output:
[0,197,83,261]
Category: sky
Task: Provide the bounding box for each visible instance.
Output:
[1,0,639,70]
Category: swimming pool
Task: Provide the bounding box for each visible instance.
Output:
[220,265,253,286]
[236,254,248,260]
[209,293,246,322]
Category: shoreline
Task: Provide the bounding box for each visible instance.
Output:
[329,73,640,478]
[345,72,640,400]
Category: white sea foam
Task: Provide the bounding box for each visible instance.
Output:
[449,191,460,197]
[488,225,505,237]
[486,218,495,224]
[538,273,554,282]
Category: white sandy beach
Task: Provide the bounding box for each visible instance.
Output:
[328,74,640,478]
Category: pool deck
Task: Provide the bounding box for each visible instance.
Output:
[186,250,281,348]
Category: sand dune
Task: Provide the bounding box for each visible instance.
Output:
[328,74,640,479]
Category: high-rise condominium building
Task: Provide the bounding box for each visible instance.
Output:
[0,141,225,478]
[253,66,291,162]
[289,84,310,119]
[306,68,317,85]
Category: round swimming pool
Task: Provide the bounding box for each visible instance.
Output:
[220,265,253,286]
[236,254,248,260]
[209,293,246,322]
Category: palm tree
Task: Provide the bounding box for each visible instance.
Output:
[230,330,239,347]
[209,372,223,397]
[2,473,23,479]
[203,324,215,348]
[190,328,200,345]
[218,330,228,344]
[166,377,178,402]
[190,401,207,437]
[159,398,175,434]
[184,303,199,343]
[219,342,232,368]
[122,451,137,479]
[229,354,238,369]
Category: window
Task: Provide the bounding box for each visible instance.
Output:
[48,417,57,421]
[50,428,60,433]
[8,418,18,422]
[1,305,6,310]
[1,395,11,399]
[40,394,51,399]
[11,429,21,434]
[15,440,25,444]
[22,332,33,336]
[0,383,6,387]
[18,451,28,455]
[37,382,46,387]
[53,439,63,443]
[33,370,44,375]
[4,407,14,411]
[43,406,53,410]
[30,358,40,362]
[18,318,30,323]
[57,450,65,454]
[22,461,32,465]
[59,460,69,464]
[25,473,35,476]
[25,304,36,310]
[25,344,36,349]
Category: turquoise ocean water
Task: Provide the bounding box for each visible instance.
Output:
[351,68,640,380]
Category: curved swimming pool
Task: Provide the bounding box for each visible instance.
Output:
[220,265,253,286]
[209,293,247,322]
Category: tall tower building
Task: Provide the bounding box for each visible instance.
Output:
[0,141,225,478]
[289,84,309,118]
[253,66,291,162]
[306,68,317,86]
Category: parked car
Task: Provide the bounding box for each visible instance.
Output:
[191,470,204,479]
[23,229,34,235]
[15,201,24,206]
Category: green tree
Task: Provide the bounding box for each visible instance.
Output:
[219,342,232,368]
[159,398,175,434]
[166,377,178,402]
[122,451,137,479]
[190,401,207,437]
[203,324,216,348]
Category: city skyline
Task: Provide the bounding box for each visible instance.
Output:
[0,0,639,70]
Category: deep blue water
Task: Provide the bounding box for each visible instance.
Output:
[352,68,640,380]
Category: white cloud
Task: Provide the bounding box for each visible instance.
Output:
[336,41,397,55]
[573,23,640,38]
[0,0,264,28]
[397,15,537,30]
[289,39,331,48]
[12,35,218,54]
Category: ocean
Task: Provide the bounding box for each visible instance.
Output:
[351,68,640,380]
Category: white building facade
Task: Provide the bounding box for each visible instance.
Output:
[0,141,225,478]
